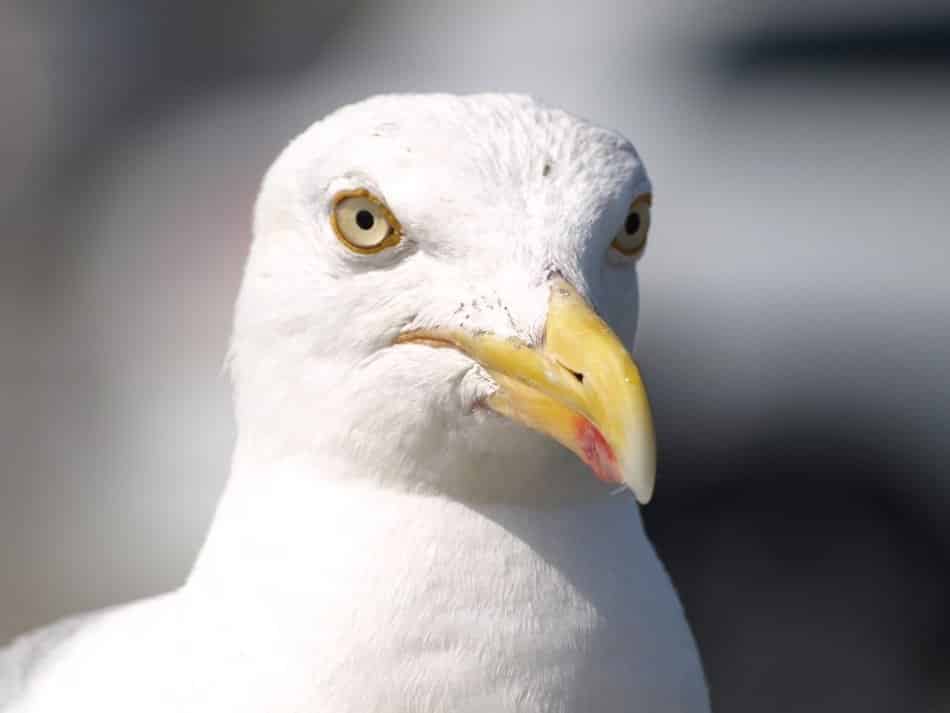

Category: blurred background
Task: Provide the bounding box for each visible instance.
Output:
[1,1,948,710]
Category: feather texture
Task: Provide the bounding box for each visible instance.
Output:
[1,94,708,712]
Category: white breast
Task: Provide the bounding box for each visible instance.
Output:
[186,479,708,712]
[9,479,707,713]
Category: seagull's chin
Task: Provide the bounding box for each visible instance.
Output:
[473,395,620,485]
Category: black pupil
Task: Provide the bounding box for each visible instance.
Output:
[356,210,375,230]
[624,212,641,235]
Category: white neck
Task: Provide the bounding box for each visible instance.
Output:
[182,442,700,712]
[189,436,624,589]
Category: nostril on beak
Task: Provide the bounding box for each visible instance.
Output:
[558,361,584,383]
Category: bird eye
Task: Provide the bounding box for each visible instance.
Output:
[610,194,651,258]
[330,189,402,253]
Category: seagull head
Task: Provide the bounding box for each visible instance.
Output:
[231,94,656,504]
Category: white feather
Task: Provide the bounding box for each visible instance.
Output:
[1,93,708,712]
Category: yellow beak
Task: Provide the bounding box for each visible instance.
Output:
[394,278,656,504]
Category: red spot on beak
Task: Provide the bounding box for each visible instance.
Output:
[575,417,622,484]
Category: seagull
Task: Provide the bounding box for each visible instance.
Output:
[1,94,709,712]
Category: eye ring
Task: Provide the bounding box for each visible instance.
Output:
[330,189,403,254]
[611,193,652,258]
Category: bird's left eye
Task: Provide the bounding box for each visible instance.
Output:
[611,194,651,258]
[330,189,402,253]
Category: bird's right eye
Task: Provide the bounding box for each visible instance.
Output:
[331,189,402,253]
[610,193,652,258]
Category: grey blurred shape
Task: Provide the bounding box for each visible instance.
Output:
[715,15,950,79]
